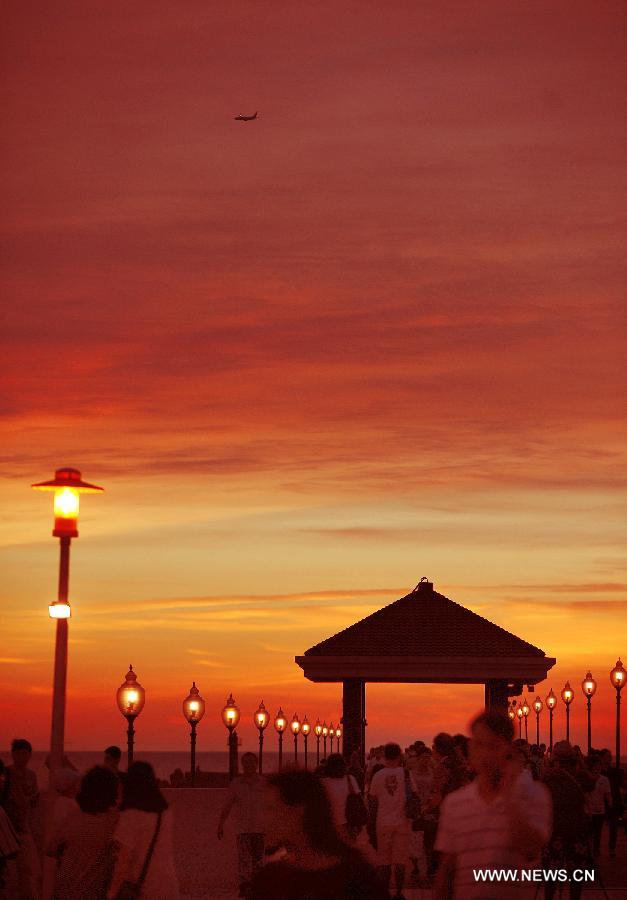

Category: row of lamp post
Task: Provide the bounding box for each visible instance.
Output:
[251,701,341,774]
[508,663,625,759]
[113,673,345,782]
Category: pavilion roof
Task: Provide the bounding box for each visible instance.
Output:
[304,580,545,659]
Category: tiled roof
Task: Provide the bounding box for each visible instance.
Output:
[304,580,546,659]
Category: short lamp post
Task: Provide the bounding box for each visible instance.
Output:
[116,665,146,767]
[581,672,597,755]
[274,708,287,772]
[222,693,240,780]
[314,720,323,766]
[521,698,530,742]
[610,659,625,766]
[561,682,574,743]
[301,716,310,770]
[546,688,557,752]
[533,697,543,746]
[32,468,104,772]
[516,707,523,739]
[183,682,205,787]
[335,725,342,754]
[254,701,270,774]
[291,713,301,765]
[322,722,329,758]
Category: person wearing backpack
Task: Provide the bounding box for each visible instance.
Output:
[321,754,369,847]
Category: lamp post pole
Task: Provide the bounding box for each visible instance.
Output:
[610,659,625,766]
[533,697,543,746]
[126,715,136,767]
[291,714,300,765]
[254,701,270,774]
[561,682,574,743]
[51,535,71,769]
[301,717,310,771]
[314,721,322,766]
[32,469,104,771]
[546,688,556,752]
[274,708,286,773]
[183,682,205,787]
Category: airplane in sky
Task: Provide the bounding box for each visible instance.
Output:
[234,111,258,121]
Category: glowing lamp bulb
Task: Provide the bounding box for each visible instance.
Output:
[561,682,574,705]
[183,682,205,724]
[116,665,145,720]
[54,488,80,518]
[49,601,71,619]
[610,659,625,691]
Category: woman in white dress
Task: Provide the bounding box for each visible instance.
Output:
[107,762,179,900]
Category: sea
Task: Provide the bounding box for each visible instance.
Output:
[11,750,286,789]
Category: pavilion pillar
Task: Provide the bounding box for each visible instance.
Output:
[484,680,509,712]
[342,678,364,764]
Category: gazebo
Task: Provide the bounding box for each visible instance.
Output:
[295,578,555,761]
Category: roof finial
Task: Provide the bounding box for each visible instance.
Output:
[414,577,433,593]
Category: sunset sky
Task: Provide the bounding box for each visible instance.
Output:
[1,1,626,756]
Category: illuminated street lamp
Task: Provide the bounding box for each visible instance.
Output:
[222,693,240,780]
[533,697,543,746]
[301,716,311,770]
[610,659,625,766]
[521,697,530,742]
[32,468,104,772]
[314,720,323,766]
[274,707,287,772]
[561,682,574,743]
[183,682,205,787]
[508,700,516,721]
[335,724,342,754]
[254,701,270,774]
[581,672,597,755]
[291,713,301,765]
[546,688,557,752]
[322,721,329,758]
[116,665,146,766]
[516,707,523,739]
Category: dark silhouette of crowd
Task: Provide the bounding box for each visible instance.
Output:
[0,720,624,899]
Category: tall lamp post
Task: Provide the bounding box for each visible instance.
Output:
[521,697,530,742]
[322,722,329,758]
[533,697,543,746]
[314,720,323,766]
[301,716,311,770]
[222,693,240,780]
[335,725,342,754]
[32,468,104,772]
[183,682,205,787]
[561,682,574,743]
[254,701,270,774]
[546,688,557,752]
[116,665,146,767]
[610,659,625,766]
[516,707,523,739]
[581,672,597,755]
[291,713,301,765]
[274,708,287,772]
